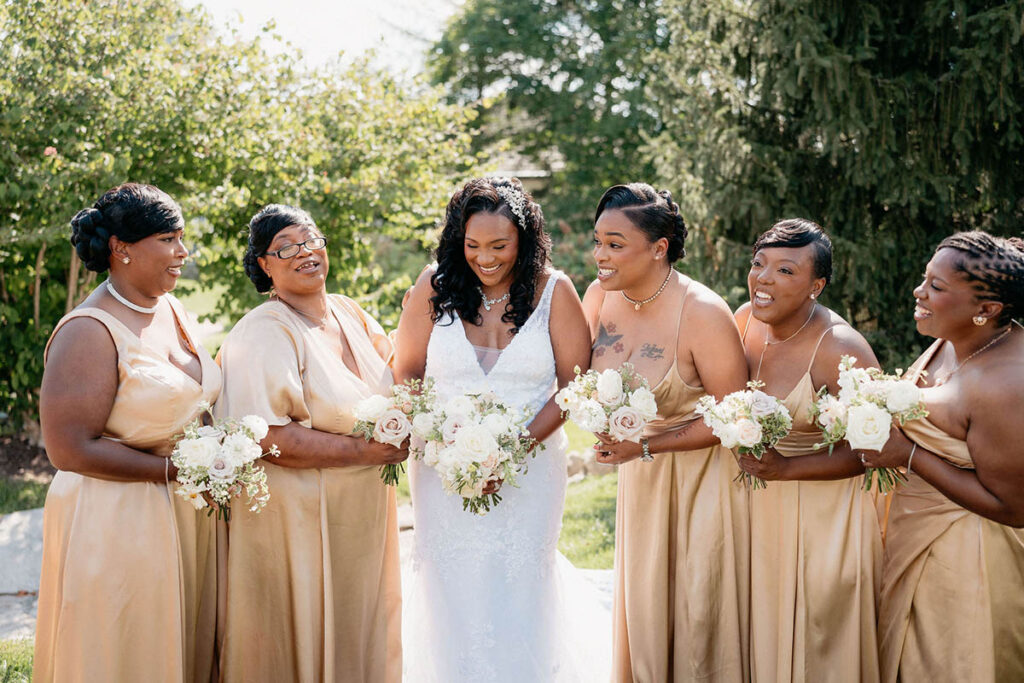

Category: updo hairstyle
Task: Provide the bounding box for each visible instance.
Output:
[70,183,184,273]
[752,218,833,284]
[594,183,688,262]
[243,204,318,293]
[936,230,1024,326]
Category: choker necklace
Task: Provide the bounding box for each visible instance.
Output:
[106,280,160,314]
[621,269,673,311]
[479,287,510,312]
[755,304,817,380]
[934,325,1013,386]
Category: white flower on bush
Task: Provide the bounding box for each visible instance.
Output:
[734,418,764,449]
[444,395,475,417]
[240,415,269,441]
[608,406,645,443]
[481,413,511,437]
[176,436,221,469]
[883,380,921,413]
[596,368,625,405]
[845,403,892,451]
[454,424,499,464]
[441,414,468,443]
[816,395,847,430]
[412,412,436,440]
[353,394,391,423]
[748,391,780,419]
[372,408,412,448]
[628,387,658,420]
[221,431,263,466]
[572,399,607,433]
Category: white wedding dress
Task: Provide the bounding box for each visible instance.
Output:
[403,272,611,682]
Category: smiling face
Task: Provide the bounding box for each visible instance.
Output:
[257,223,328,297]
[592,208,666,292]
[913,247,985,338]
[747,245,824,326]
[464,211,519,290]
[113,229,189,295]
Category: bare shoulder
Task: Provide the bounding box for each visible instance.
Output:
[47,315,115,362]
[683,278,735,322]
[734,301,753,328]
[412,263,438,291]
[814,310,879,371]
[549,270,581,302]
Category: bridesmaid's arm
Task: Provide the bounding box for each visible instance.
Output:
[392,265,436,384]
[40,317,173,483]
[524,275,591,445]
[262,423,407,470]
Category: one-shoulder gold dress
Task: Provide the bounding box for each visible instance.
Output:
[215,295,402,683]
[34,296,222,683]
[878,340,1024,682]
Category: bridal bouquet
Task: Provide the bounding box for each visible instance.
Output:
[172,403,279,520]
[809,355,928,492]
[555,364,658,442]
[412,391,537,515]
[695,381,793,490]
[353,378,434,486]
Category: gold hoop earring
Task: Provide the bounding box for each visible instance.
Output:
[973,315,987,326]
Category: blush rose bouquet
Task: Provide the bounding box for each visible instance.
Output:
[554,364,658,443]
[352,378,434,486]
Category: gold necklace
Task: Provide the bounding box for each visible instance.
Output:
[621,268,673,311]
[755,304,817,380]
[275,295,330,328]
[934,326,1013,386]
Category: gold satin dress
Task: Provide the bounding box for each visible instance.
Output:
[33,296,222,683]
[612,356,751,682]
[878,341,1024,682]
[746,335,882,683]
[215,295,402,683]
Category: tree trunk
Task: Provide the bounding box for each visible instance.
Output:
[33,242,46,328]
[65,247,81,314]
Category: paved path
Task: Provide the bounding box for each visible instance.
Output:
[0,505,612,641]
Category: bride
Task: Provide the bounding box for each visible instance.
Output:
[394,177,611,681]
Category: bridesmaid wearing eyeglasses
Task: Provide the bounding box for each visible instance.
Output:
[215,204,407,683]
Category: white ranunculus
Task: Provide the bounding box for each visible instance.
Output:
[717,422,741,450]
[883,380,921,414]
[221,431,262,465]
[816,395,847,430]
[353,394,391,423]
[734,418,764,449]
[441,413,468,444]
[444,395,475,417]
[373,408,412,448]
[454,424,500,464]
[572,398,608,433]
[596,369,625,406]
[412,412,436,440]
[175,481,208,510]
[240,414,269,441]
[481,413,511,437]
[845,403,892,451]
[608,406,646,443]
[176,436,221,469]
[628,387,658,420]
[748,390,780,419]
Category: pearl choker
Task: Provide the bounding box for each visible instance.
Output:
[106,280,160,314]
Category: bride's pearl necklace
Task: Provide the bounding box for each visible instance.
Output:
[106,280,161,314]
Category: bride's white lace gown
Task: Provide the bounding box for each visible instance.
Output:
[404,273,611,681]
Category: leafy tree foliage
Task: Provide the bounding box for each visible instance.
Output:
[0,0,477,430]
[651,0,1024,365]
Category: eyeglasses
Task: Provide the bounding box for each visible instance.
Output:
[265,236,327,259]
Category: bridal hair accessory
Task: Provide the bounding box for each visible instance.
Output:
[621,268,673,311]
[478,286,510,312]
[106,280,160,314]
[972,315,987,326]
[492,180,528,226]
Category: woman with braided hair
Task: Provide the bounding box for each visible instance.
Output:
[860,230,1024,682]
[34,183,221,682]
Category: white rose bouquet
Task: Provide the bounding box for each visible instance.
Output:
[171,402,279,520]
[555,364,658,443]
[352,378,433,486]
[808,355,929,492]
[695,381,793,490]
[413,391,538,515]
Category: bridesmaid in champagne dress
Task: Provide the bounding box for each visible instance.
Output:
[215,204,406,683]
[34,184,221,683]
[861,231,1024,682]
[733,220,882,682]
[582,183,750,682]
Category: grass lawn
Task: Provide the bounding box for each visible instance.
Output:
[0,480,48,516]
[0,637,32,681]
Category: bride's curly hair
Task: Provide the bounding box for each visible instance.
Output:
[431,177,550,334]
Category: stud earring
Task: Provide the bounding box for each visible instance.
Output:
[810,293,817,300]
[973,315,987,326]
[122,257,130,265]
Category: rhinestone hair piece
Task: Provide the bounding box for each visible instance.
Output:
[491,179,528,226]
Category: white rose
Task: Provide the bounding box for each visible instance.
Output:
[444,395,475,417]
[373,408,412,448]
[748,391,780,419]
[883,380,921,414]
[175,481,208,510]
[441,414,468,444]
[845,403,892,451]
[240,415,269,441]
[481,413,511,437]
[734,418,764,449]
[175,436,221,469]
[207,456,236,483]
[454,424,500,464]
[608,406,646,443]
[816,395,847,430]
[422,440,441,467]
[628,387,658,420]
[596,369,625,406]
[412,412,436,440]
[717,422,741,449]
[353,394,391,423]
[221,431,262,466]
[571,398,608,433]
